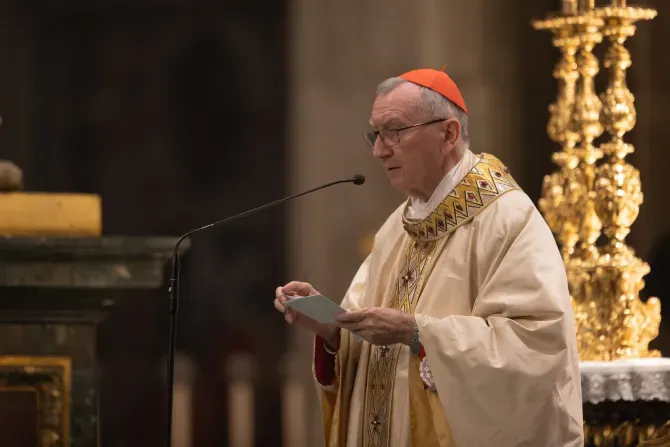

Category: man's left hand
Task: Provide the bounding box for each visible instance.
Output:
[334,307,415,346]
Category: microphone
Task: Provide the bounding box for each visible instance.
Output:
[164,174,365,447]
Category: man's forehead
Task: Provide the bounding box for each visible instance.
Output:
[370,83,422,126]
[370,103,418,127]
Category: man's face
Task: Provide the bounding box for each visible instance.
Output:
[369,83,447,200]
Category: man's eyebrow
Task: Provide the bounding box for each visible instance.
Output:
[384,118,405,128]
[370,117,404,129]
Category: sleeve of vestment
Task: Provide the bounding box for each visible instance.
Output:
[415,190,581,446]
[312,253,371,391]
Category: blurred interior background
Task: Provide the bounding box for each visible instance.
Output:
[0,0,669,445]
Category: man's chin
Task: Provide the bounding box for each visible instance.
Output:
[387,177,408,194]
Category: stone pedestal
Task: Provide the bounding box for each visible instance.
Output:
[0,236,181,447]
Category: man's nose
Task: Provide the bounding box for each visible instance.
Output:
[372,139,392,159]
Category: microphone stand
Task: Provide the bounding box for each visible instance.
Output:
[164,174,365,447]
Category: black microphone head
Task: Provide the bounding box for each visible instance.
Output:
[352,174,366,185]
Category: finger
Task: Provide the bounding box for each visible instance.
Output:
[281,281,314,297]
[285,312,294,324]
[276,287,297,312]
[276,286,288,301]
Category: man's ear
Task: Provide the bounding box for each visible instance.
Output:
[443,118,461,150]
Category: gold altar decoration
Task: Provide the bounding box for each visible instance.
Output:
[533,0,660,361]
[585,420,670,447]
[0,160,102,237]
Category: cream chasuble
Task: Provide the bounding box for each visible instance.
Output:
[314,153,584,447]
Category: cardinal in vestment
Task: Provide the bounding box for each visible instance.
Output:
[274,68,584,447]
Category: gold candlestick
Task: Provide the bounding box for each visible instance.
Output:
[586,4,660,360]
[579,0,596,11]
[594,5,656,257]
[533,3,661,361]
[562,0,578,15]
[533,13,582,261]
[557,10,607,361]
[571,10,604,267]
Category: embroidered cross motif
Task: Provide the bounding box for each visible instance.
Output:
[379,346,390,357]
[401,272,414,286]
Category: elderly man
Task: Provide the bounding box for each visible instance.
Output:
[274,68,584,446]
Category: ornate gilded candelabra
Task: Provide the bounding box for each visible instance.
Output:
[533,3,582,262]
[533,0,661,361]
[592,2,660,361]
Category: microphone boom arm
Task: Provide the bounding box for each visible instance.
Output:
[164,174,365,447]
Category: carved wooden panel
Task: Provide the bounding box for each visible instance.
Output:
[0,387,39,447]
[0,356,71,447]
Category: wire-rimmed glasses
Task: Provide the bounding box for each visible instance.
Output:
[363,118,447,148]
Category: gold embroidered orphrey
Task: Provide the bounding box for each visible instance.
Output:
[362,153,520,447]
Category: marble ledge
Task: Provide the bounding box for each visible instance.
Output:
[0,235,189,259]
[0,235,190,289]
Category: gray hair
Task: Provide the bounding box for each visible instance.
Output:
[375,77,469,147]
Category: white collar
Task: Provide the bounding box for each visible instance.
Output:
[405,149,478,220]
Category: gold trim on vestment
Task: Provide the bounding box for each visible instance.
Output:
[363,239,437,446]
[402,153,520,242]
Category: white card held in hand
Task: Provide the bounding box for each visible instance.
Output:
[284,294,346,323]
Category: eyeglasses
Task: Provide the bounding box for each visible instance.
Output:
[363,118,447,149]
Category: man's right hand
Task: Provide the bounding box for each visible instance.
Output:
[274,281,340,349]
